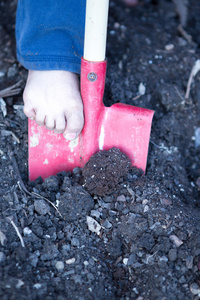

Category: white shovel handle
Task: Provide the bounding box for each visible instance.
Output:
[83,0,109,62]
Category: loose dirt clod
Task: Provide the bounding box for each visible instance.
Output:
[82,147,131,196]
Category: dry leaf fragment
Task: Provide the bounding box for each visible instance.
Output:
[185,59,200,99]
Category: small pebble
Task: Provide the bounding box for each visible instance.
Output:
[0,252,6,263]
[123,258,128,265]
[16,279,24,289]
[179,276,186,284]
[109,210,117,217]
[87,273,95,281]
[33,283,42,289]
[190,283,200,295]
[29,254,39,267]
[128,253,136,265]
[117,195,126,202]
[170,235,183,247]
[138,82,146,96]
[71,238,80,247]
[122,208,129,215]
[165,44,174,51]
[178,37,187,46]
[160,198,172,205]
[0,71,5,78]
[55,261,64,271]
[91,210,101,218]
[186,256,193,269]
[34,199,50,215]
[7,64,18,77]
[87,216,101,234]
[159,256,168,263]
[73,274,82,284]
[195,127,200,148]
[168,249,177,262]
[143,205,149,213]
[23,227,32,235]
[102,219,112,229]
[142,199,148,205]
[43,176,59,192]
[66,258,76,265]
[103,196,112,203]
[0,231,6,246]
[114,22,120,29]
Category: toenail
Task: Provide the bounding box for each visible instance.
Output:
[64,133,77,140]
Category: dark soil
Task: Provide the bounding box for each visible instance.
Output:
[1,0,200,299]
[82,147,131,196]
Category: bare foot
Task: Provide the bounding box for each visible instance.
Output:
[23,70,84,140]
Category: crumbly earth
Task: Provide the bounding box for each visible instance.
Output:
[1,0,200,299]
[82,148,131,196]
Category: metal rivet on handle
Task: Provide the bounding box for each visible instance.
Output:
[87,72,97,82]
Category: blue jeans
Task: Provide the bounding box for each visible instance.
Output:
[16,0,86,74]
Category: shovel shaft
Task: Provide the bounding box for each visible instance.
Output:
[80,58,107,163]
[84,0,109,61]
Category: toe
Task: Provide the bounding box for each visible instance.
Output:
[45,117,55,131]
[35,111,46,126]
[54,115,66,134]
[23,105,36,120]
[63,110,84,140]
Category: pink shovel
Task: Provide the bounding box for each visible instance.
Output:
[28,0,154,181]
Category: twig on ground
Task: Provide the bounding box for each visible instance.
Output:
[9,150,63,218]
[150,140,169,151]
[9,151,32,196]
[0,80,22,98]
[172,0,188,27]
[32,192,63,218]
[177,24,192,44]
[132,94,142,101]
[6,118,20,126]
[3,58,16,63]
[185,59,200,99]
[146,251,158,264]
[1,130,20,144]
[159,218,173,229]
[11,132,20,144]
[7,217,25,247]
[174,86,185,105]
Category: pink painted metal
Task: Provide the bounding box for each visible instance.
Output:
[28,58,154,180]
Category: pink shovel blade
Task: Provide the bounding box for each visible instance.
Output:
[99,103,154,172]
[28,59,154,181]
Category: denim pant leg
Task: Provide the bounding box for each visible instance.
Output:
[16,0,86,74]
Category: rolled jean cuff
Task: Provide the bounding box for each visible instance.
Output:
[17,53,81,74]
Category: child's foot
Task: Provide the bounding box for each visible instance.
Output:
[23,70,84,140]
